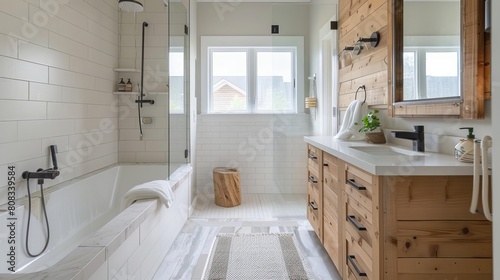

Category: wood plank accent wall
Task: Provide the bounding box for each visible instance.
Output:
[485,32,491,100]
[339,0,490,117]
[338,0,389,110]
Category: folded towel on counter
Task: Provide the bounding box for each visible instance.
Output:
[121,180,174,210]
[334,100,367,140]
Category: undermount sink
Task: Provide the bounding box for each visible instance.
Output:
[349,145,428,157]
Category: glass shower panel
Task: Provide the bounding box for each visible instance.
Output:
[168,0,189,178]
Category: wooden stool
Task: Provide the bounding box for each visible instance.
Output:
[213,167,241,207]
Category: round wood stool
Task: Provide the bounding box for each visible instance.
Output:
[213,167,241,207]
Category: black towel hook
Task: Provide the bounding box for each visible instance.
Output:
[355,85,367,104]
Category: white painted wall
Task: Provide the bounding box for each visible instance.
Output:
[404,1,460,36]
[0,0,119,203]
[308,0,338,135]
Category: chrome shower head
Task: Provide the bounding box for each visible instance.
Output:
[118,0,144,12]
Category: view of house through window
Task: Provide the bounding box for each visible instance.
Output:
[209,47,296,113]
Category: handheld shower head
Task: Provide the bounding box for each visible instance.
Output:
[49,145,58,170]
[118,0,144,12]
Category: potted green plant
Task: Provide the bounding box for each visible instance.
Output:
[355,110,386,144]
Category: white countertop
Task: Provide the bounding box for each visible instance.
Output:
[304,136,475,176]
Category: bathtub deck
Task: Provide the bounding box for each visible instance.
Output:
[152,193,340,280]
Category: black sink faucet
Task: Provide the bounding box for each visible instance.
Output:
[392,125,425,152]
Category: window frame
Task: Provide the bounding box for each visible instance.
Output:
[201,36,304,114]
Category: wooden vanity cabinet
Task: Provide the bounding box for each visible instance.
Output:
[343,164,382,280]
[307,144,323,242]
[384,176,493,279]
[306,144,493,280]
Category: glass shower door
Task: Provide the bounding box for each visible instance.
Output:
[168,0,189,178]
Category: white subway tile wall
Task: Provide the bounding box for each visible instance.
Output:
[0,0,119,202]
[117,0,180,163]
[195,114,311,194]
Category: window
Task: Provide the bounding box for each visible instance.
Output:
[201,36,304,114]
[209,47,296,113]
[169,49,185,114]
[403,47,460,101]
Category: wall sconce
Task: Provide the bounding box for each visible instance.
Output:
[342,31,381,57]
[357,31,380,47]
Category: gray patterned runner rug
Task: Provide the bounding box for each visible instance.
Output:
[202,233,312,280]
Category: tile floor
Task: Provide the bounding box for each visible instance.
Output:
[152,194,341,280]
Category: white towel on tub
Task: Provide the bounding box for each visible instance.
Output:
[121,180,174,210]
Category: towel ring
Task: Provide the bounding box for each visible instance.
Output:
[355,85,367,104]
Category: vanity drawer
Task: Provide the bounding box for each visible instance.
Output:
[346,267,363,280]
[307,191,322,240]
[345,195,375,261]
[344,164,375,213]
[345,234,372,280]
[323,152,339,195]
[307,171,320,199]
[307,144,321,175]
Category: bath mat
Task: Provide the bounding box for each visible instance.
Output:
[202,232,312,280]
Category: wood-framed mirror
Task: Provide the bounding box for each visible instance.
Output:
[388,0,485,119]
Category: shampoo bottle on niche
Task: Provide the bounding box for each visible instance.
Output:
[118,78,125,92]
[126,78,132,92]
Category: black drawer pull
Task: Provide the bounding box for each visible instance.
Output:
[323,163,328,167]
[309,176,318,184]
[347,215,367,231]
[348,255,367,277]
[346,178,366,190]
[308,154,317,160]
[309,201,318,211]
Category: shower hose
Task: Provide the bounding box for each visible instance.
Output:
[25,178,50,257]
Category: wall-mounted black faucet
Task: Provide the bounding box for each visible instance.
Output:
[22,145,60,184]
[135,98,155,105]
[392,125,425,152]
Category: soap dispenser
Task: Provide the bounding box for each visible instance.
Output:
[454,127,475,162]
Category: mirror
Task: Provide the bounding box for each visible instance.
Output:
[391,0,485,118]
[402,0,460,102]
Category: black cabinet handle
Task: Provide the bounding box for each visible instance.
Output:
[347,215,367,231]
[348,255,367,277]
[308,154,317,160]
[309,176,318,184]
[323,163,328,167]
[309,201,318,210]
[346,178,366,190]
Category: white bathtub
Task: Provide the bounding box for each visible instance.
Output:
[0,163,192,279]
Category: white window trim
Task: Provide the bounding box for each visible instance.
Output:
[200,36,305,114]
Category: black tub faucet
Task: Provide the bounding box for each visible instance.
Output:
[392,125,425,152]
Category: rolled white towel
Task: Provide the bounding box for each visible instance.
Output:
[121,180,174,210]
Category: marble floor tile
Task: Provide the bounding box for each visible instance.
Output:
[152,194,340,280]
